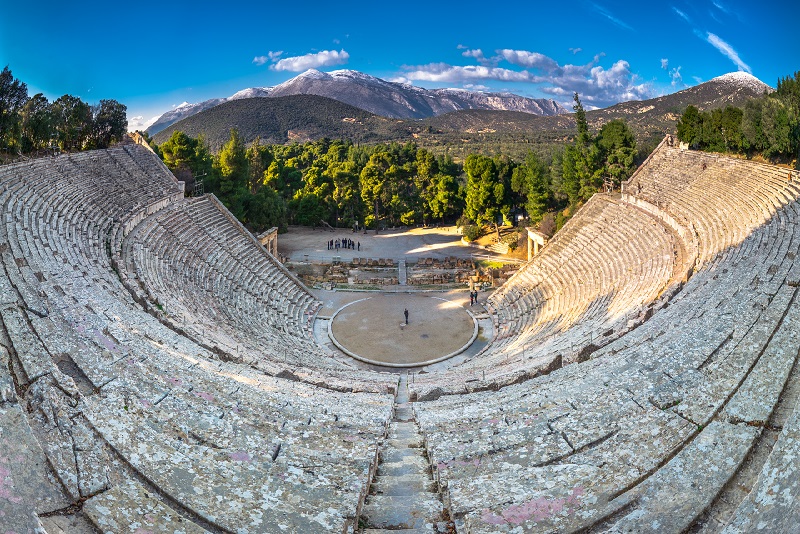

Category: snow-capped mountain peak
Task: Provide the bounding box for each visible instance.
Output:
[710,72,773,94]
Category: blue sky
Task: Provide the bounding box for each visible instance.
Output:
[1,0,796,131]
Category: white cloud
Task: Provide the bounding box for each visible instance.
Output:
[333,38,340,44]
[569,47,582,55]
[464,83,490,91]
[456,44,468,50]
[270,49,350,72]
[661,58,669,69]
[461,49,496,66]
[253,51,284,66]
[127,114,159,132]
[537,59,654,106]
[692,75,703,84]
[706,32,751,73]
[401,63,532,84]
[499,49,561,73]
[400,50,654,108]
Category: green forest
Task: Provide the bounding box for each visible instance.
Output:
[676,71,800,164]
[147,93,639,238]
[0,66,128,157]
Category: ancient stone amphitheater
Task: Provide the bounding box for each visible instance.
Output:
[1,136,799,533]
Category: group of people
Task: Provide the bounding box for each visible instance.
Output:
[327,238,360,251]
[469,290,479,306]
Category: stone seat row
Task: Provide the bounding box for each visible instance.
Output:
[125,197,365,370]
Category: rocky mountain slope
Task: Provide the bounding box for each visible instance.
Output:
[151,94,411,150]
[146,69,566,135]
[418,72,774,148]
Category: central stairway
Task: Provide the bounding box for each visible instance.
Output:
[398,259,408,285]
[360,373,453,532]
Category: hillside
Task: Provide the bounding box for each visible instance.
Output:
[412,72,774,158]
[152,94,411,149]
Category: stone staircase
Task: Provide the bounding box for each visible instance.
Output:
[398,259,408,285]
[360,373,453,532]
[486,242,509,255]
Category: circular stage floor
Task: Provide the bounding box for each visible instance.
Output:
[328,293,478,367]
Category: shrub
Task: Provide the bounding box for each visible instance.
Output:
[462,224,482,241]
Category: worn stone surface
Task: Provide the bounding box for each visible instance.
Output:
[722,398,800,532]
[724,293,800,425]
[84,476,209,533]
[0,405,69,529]
[39,514,98,534]
[609,421,758,532]
[0,344,17,404]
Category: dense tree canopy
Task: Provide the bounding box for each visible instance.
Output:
[676,70,800,166]
[0,66,127,155]
[152,93,639,239]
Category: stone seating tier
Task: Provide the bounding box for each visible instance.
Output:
[2,140,800,532]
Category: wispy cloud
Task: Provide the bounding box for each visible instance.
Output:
[671,6,751,75]
[711,0,742,21]
[711,0,729,14]
[661,58,669,69]
[591,2,634,30]
[669,66,684,87]
[263,49,350,72]
[569,47,582,55]
[692,75,703,84]
[672,7,691,23]
[706,33,751,73]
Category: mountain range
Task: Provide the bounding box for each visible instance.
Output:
[145,69,566,135]
[150,71,773,160]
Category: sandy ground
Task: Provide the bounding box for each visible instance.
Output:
[278,225,504,263]
[329,293,476,366]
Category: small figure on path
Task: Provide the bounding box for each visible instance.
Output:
[469,292,474,306]
[357,241,361,251]
[404,308,409,325]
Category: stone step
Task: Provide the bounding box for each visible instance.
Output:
[371,474,437,496]
[364,522,452,534]
[381,446,424,464]
[394,404,414,421]
[361,495,445,530]
[377,454,430,477]
[363,529,427,534]
[389,421,418,439]
[386,436,423,449]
